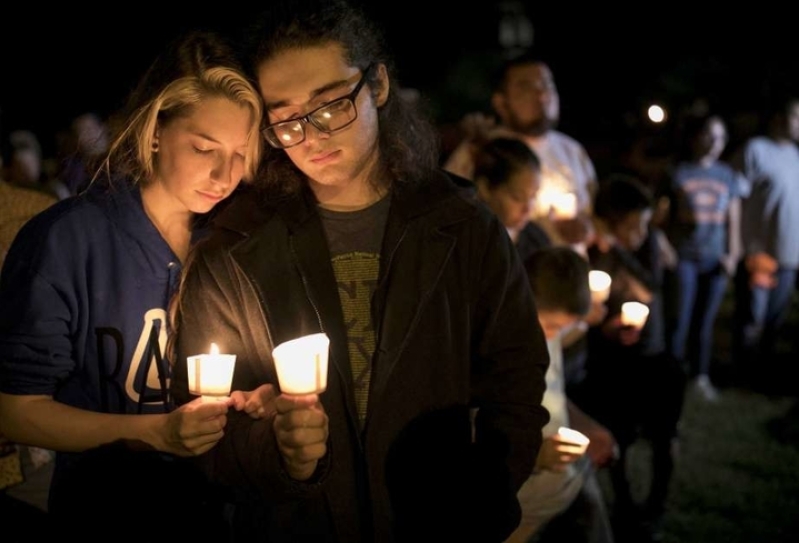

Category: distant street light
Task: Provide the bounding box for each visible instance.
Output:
[647,104,667,123]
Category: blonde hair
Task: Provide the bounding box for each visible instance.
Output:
[96,31,262,188]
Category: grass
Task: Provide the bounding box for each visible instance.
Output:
[660,389,799,542]
[609,286,799,542]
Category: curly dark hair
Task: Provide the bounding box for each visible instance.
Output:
[239,0,440,200]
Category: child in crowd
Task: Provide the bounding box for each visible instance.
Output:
[505,246,617,543]
[570,174,687,543]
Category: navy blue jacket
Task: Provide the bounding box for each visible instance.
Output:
[0,181,182,484]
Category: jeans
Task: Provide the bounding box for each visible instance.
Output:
[669,257,729,377]
[734,260,798,367]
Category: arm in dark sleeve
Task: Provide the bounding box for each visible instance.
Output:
[170,244,328,501]
[469,216,550,540]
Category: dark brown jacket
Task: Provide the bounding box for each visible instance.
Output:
[171,170,549,543]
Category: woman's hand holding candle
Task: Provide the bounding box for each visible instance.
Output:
[159,398,230,456]
[273,393,329,481]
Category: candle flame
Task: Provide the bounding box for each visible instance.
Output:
[210,342,220,355]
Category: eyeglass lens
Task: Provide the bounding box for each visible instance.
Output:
[264,65,372,149]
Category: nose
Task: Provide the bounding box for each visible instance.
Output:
[211,154,244,190]
[302,121,331,144]
[521,200,531,218]
[521,200,534,221]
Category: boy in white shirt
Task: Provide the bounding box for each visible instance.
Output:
[506,246,617,543]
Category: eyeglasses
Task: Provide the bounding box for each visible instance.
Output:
[262,64,374,149]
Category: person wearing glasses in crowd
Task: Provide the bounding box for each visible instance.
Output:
[0,30,271,540]
[169,1,550,542]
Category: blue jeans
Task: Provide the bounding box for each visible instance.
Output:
[734,261,798,365]
[669,257,729,377]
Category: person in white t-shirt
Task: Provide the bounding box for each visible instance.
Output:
[443,52,597,250]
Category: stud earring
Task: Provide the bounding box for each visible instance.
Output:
[151,140,159,152]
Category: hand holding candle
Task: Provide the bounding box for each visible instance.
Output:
[538,426,591,472]
[273,393,329,480]
[187,342,237,402]
[271,333,331,480]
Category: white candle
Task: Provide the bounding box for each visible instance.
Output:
[620,301,650,329]
[588,270,612,303]
[557,426,590,455]
[272,333,330,395]
[187,342,237,401]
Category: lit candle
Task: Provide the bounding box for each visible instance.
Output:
[272,333,330,395]
[557,426,590,455]
[551,192,577,219]
[588,270,612,303]
[537,189,578,220]
[186,342,237,401]
[620,301,650,329]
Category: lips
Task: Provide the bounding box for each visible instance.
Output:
[310,149,340,164]
[198,191,225,202]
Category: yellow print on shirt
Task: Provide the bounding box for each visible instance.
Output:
[332,251,379,422]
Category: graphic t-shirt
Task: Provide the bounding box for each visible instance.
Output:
[670,161,741,261]
[318,195,390,426]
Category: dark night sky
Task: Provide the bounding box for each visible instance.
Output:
[2,2,796,159]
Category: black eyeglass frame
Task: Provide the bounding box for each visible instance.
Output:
[262,63,376,149]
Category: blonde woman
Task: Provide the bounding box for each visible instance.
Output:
[0,30,270,538]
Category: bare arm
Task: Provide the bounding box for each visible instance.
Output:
[723,196,742,275]
[0,392,228,456]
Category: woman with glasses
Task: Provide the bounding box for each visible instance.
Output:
[169,0,550,542]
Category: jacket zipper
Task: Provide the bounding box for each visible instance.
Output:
[289,236,325,333]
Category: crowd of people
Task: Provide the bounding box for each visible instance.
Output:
[1,1,798,543]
